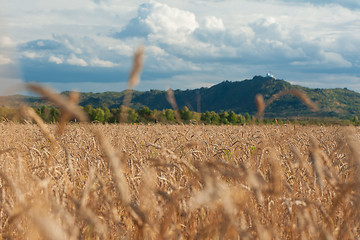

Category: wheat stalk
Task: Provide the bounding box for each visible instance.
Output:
[166,88,181,122]
[256,89,319,119]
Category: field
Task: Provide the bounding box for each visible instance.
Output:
[0,122,360,239]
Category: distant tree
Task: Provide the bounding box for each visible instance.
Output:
[244,113,251,123]
[128,109,138,123]
[137,107,155,122]
[220,111,230,124]
[42,106,51,122]
[50,107,60,122]
[103,107,111,123]
[84,105,94,120]
[201,111,221,124]
[201,111,212,124]
[227,111,237,124]
[210,111,220,124]
[238,113,245,124]
[109,108,121,123]
[92,108,105,123]
[84,105,94,114]
[152,109,161,123]
[180,106,192,121]
[165,109,176,122]
[34,106,61,123]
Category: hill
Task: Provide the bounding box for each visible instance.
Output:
[2,76,360,118]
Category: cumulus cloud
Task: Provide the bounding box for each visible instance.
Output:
[22,51,39,59]
[19,39,63,51]
[203,16,225,31]
[114,2,199,44]
[249,17,288,41]
[292,51,352,68]
[67,55,88,67]
[90,58,118,67]
[49,56,63,64]
[318,51,352,68]
[0,36,15,48]
[147,45,169,57]
[109,43,133,56]
[0,55,13,65]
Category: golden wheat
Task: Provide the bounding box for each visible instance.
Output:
[0,122,359,239]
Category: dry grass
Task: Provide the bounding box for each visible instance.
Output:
[0,122,360,239]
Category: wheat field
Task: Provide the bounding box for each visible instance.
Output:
[0,122,359,239]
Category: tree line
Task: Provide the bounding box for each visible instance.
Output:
[0,105,256,125]
[0,105,359,126]
[82,105,256,125]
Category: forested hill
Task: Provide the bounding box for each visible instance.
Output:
[74,76,360,118]
[2,76,360,118]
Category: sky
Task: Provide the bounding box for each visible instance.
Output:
[0,0,360,95]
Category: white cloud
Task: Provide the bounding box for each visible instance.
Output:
[117,2,199,44]
[291,51,352,68]
[22,51,39,59]
[250,17,288,41]
[203,16,225,31]
[0,36,15,48]
[37,41,45,47]
[146,45,168,57]
[90,58,118,67]
[66,54,88,67]
[144,2,198,36]
[0,55,13,65]
[320,51,352,68]
[49,56,63,64]
[109,43,133,56]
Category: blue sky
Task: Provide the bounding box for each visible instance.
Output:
[0,0,360,94]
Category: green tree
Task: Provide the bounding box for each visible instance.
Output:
[103,107,111,123]
[92,108,105,123]
[109,108,121,123]
[165,109,175,122]
[84,105,94,120]
[137,107,154,122]
[128,109,138,123]
[220,111,229,124]
[180,106,192,121]
[227,111,237,124]
[201,111,221,124]
[36,106,59,123]
[210,111,220,124]
[201,111,212,124]
[244,113,251,123]
[50,107,60,122]
[238,113,245,124]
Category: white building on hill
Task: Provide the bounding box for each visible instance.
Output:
[266,73,275,79]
